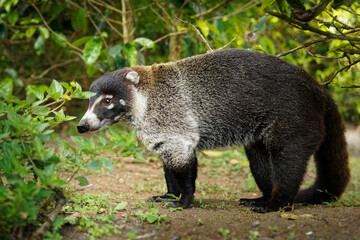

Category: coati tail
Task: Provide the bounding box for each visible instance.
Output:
[295,98,350,203]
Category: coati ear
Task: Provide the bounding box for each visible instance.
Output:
[126,71,139,85]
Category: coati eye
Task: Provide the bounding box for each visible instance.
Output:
[104,98,112,104]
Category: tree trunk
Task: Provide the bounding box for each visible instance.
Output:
[168,33,182,61]
[122,0,134,43]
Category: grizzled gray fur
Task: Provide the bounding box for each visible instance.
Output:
[78,49,350,213]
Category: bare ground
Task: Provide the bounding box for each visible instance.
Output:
[60,126,360,240]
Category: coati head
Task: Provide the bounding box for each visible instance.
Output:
[77,69,139,133]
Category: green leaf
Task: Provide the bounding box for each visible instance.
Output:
[54,109,66,122]
[26,84,45,100]
[100,158,113,174]
[197,20,209,37]
[0,78,13,99]
[70,136,95,149]
[7,12,19,25]
[48,79,64,100]
[64,115,76,121]
[50,32,67,48]
[52,217,65,231]
[33,167,47,184]
[71,8,87,33]
[50,180,68,188]
[123,43,137,66]
[206,22,220,36]
[133,37,154,49]
[34,35,45,55]
[72,36,94,47]
[73,90,96,99]
[20,18,40,25]
[38,26,49,39]
[115,201,128,210]
[75,176,89,186]
[261,0,276,9]
[33,136,45,160]
[146,215,157,224]
[83,38,102,65]
[86,159,102,171]
[25,27,36,38]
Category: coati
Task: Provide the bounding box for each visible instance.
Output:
[77,49,350,213]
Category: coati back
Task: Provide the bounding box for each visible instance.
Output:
[78,49,350,213]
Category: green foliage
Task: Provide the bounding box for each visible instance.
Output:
[62,194,126,239]
[0,78,93,236]
[131,208,169,225]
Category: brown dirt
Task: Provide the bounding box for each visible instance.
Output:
[61,156,360,240]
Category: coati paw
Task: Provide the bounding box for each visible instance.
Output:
[148,193,179,202]
[239,196,268,207]
[248,200,289,213]
[162,201,190,208]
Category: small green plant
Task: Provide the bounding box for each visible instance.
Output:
[126,231,137,240]
[268,225,279,232]
[64,194,125,239]
[248,230,260,240]
[218,228,230,240]
[197,218,204,225]
[169,207,183,212]
[289,231,296,238]
[131,208,169,225]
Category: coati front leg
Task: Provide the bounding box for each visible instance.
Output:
[150,165,181,202]
[160,152,198,208]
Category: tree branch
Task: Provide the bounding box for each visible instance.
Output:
[30,1,82,53]
[323,58,360,86]
[88,0,124,38]
[276,37,328,57]
[341,85,360,88]
[139,31,188,52]
[191,0,232,19]
[27,58,77,81]
[291,0,331,22]
[175,17,213,52]
[267,10,360,42]
[219,32,241,50]
[209,0,259,21]
[30,193,67,240]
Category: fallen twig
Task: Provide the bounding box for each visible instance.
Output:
[30,193,67,240]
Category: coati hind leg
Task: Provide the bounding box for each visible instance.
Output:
[149,165,181,202]
[248,135,321,213]
[240,141,273,207]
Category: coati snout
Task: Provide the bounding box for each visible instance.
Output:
[78,49,350,213]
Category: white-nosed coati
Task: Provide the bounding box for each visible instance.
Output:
[77,49,350,213]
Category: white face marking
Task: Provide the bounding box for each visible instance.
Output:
[119,99,125,106]
[79,95,104,131]
[106,103,115,109]
[105,95,113,99]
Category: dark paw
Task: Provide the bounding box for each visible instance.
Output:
[148,193,179,202]
[163,200,190,208]
[248,200,287,213]
[239,197,266,207]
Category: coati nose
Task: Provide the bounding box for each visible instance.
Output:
[77,123,90,133]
